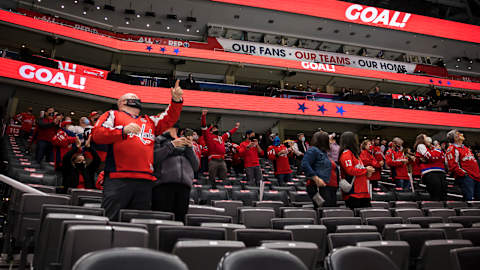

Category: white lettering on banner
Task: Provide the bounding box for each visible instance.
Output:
[57,61,77,73]
[217,38,416,73]
[18,65,87,90]
[345,4,411,28]
[301,62,335,72]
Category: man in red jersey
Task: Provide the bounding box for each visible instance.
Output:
[201,110,239,188]
[239,130,264,186]
[15,107,36,141]
[35,107,61,163]
[92,80,183,220]
[446,129,480,200]
[267,136,293,185]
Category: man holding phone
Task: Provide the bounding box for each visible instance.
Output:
[239,130,264,186]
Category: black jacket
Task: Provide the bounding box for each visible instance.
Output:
[153,134,199,188]
[61,146,100,192]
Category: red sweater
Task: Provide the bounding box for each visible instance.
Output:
[201,114,237,160]
[447,144,480,182]
[239,140,264,168]
[52,129,77,168]
[372,145,384,180]
[386,148,409,180]
[339,150,369,199]
[267,145,292,175]
[92,100,182,181]
[15,112,36,132]
[360,149,381,181]
[36,118,57,142]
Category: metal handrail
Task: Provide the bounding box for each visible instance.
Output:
[0,174,47,195]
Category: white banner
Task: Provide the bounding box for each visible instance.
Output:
[217,38,417,74]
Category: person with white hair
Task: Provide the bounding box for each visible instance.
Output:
[415,134,447,201]
[385,137,410,191]
[446,129,480,200]
[91,80,184,220]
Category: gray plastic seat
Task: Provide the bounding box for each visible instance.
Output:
[185,214,232,226]
[234,229,293,247]
[322,208,354,218]
[395,228,446,259]
[359,209,391,221]
[239,208,275,228]
[336,225,378,233]
[320,217,362,234]
[421,201,445,209]
[213,200,243,222]
[68,189,103,206]
[457,228,480,246]
[419,240,473,270]
[459,209,480,216]
[429,223,464,239]
[201,223,246,240]
[131,219,184,248]
[327,232,382,251]
[156,225,226,252]
[448,216,480,227]
[118,209,174,222]
[284,224,328,262]
[450,246,480,270]
[271,218,315,230]
[231,190,258,206]
[61,225,148,270]
[253,201,285,217]
[408,217,444,228]
[218,248,308,270]
[173,240,245,270]
[33,213,108,270]
[394,208,423,222]
[282,209,317,221]
[426,208,456,222]
[199,189,228,205]
[394,201,418,208]
[72,247,188,270]
[446,201,468,209]
[365,217,403,232]
[370,201,390,209]
[262,191,289,205]
[188,205,226,215]
[261,241,318,270]
[357,241,410,270]
[326,246,399,270]
[383,224,421,240]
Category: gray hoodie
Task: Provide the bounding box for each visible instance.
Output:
[153,133,199,188]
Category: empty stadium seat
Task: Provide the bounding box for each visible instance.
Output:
[459,209,480,216]
[370,201,390,209]
[429,223,464,239]
[72,247,188,270]
[261,241,318,270]
[320,217,362,234]
[359,209,391,221]
[284,224,328,262]
[336,225,378,233]
[446,201,468,209]
[234,229,293,247]
[199,189,228,205]
[156,226,226,252]
[118,209,174,222]
[327,232,382,251]
[69,189,103,206]
[450,247,480,270]
[253,201,284,217]
[357,241,410,270]
[421,201,445,209]
[173,240,245,270]
[394,208,423,222]
[282,208,317,222]
[130,219,184,248]
[457,228,480,246]
[188,205,226,215]
[239,208,275,228]
[321,208,354,218]
[408,217,444,228]
[231,190,258,206]
[418,240,473,270]
[213,200,243,222]
[383,224,422,240]
[218,248,308,270]
[394,201,418,208]
[426,208,456,221]
[448,216,480,228]
[365,217,404,232]
[372,192,396,202]
[270,218,315,229]
[395,228,446,259]
[185,214,232,226]
[326,246,399,270]
[262,191,289,205]
[201,223,246,240]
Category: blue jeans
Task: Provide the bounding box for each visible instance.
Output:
[276,173,292,186]
[35,140,53,164]
[458,175,480,201]
[395,179,411,191]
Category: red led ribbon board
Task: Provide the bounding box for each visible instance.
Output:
[212,0,480,44]
[1,10,480,91]
[1,57,479,129]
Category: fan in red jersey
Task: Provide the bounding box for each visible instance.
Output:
[267,136,293,185]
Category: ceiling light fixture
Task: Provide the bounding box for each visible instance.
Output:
[136,14,141,18]
[82,11,87,15]
[146,24,150,27]
[61,5,64,8]
[104,17,108,20]
[166,26,170,30]
[96,6,100,10]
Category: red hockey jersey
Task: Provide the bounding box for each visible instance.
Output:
[385,148,409,180]
[371,145,384,181]
[239,140,264,168]
[201,114,237,160]
[339,150,369,200]
[15,112,36,132]
[52,128,77,168]
[360,149,381,181]
[416,144,446,175]
[447,144,480,182]
[267,145,292,175]
[92,101,182,181]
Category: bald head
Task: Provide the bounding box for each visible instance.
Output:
[118,93,141,116]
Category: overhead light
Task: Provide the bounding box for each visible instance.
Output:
[82,11,87,15]
[21,44,26,48]
[196,29,200,33]
[136,14,141,18]
[74,0,78,3]
[104,17,108,21]
[166,26,170,30]
[455,65,459,68]
[186,28,190,32]
[457,58,461,62]
[104,4,115,11]
[96,6,100,10]
[178,19,182,23]
[40,49,45,53]
[167,14,177,20]
[61,5,64,8]
[186,16,197,22]
[470,60,473,64]
[146,23,150,27]
[37,0,41,2]
[145,11,155,17]
[468,66,472,70]
[125,20,130,24]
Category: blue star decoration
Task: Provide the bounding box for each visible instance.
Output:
[447,81,451,85]
[429,79,434,83]
[160,47,166,53]
[317,104,327,114]
[298,103,308,113]
[438,80,442,84]
[336,106,346,116]
[146,45,152,52]
[173,48,180,54]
